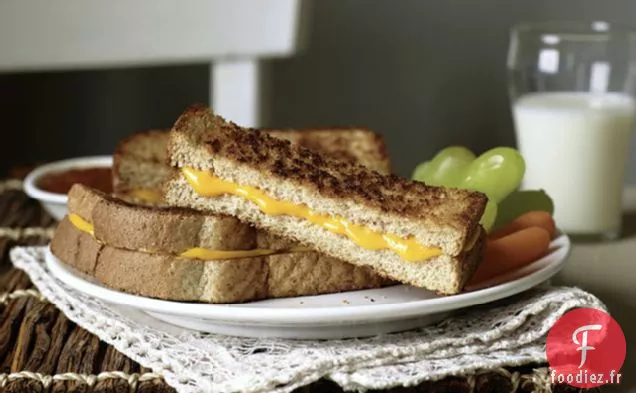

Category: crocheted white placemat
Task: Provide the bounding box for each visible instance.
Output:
[11,246,606,393]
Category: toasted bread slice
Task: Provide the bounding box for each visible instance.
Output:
[113,127,390,204]
[164,105,488,294]
[50,184,392,303]
[68,184,256,251]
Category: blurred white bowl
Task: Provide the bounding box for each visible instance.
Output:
[23,156,113,221]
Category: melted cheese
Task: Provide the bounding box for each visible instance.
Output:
[181,168,445,262]
[67,213,308,260]
[129,188,163,203]
[69,213,94,236]
[180,246,310,260]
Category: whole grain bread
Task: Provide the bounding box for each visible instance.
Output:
[50,215,392,303]
[69,184,256,252]
[164,105,488,294]
[51,184,393,302]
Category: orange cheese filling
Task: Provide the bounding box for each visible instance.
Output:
[69,213,95,235]
[181,168,446,262]
[68,213,307,260]
[128,188,164,203]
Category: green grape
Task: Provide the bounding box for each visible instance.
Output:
[412,146,475,187]
[412,146,526,232]
[480,200,497,232]
[462,147,525,204]
[412,161,432,182]
[493,189,554,230]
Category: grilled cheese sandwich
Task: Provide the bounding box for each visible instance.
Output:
[164,104,487,294]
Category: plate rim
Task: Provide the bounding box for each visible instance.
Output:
[44,234,571,325]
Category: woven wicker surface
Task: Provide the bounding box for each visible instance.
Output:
[0,179,599,393]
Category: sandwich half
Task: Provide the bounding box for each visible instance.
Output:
[50,184,389,303]
[164,105,488,295]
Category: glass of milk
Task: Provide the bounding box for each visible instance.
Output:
[507,21,636,241]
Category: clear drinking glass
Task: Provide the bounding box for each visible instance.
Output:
[507,21,636,241]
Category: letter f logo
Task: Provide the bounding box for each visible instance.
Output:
[573,324,603,368]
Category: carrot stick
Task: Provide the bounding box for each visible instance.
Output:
[489,211,556,241]
[469,226,551,285]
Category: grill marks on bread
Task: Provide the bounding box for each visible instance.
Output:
[257,128,390,174]
[174,104,487,228]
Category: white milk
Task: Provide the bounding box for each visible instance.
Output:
[513,92,636,236]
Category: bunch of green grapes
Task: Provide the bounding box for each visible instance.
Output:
[412,146,526,232]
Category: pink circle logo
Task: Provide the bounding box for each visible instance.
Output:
[546,308,626,388]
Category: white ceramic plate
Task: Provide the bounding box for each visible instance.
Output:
[45,234,571,339]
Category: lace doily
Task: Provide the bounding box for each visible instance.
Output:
[11,246,606,393]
